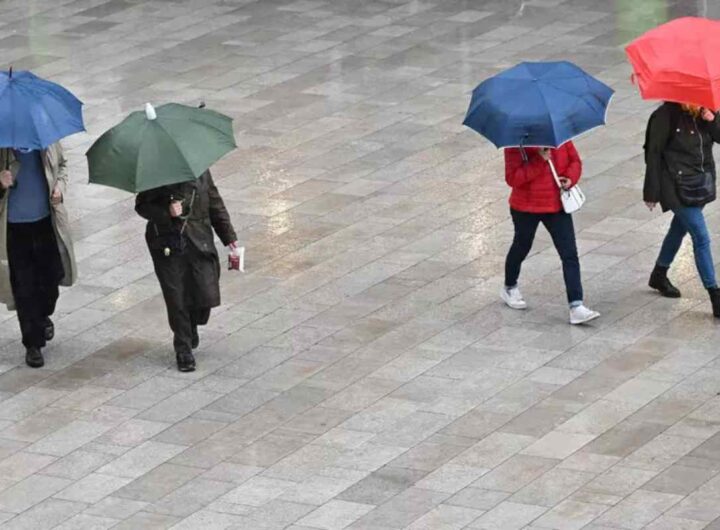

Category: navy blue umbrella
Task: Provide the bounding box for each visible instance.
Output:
[463,61,614,148]
[0,68,85,150]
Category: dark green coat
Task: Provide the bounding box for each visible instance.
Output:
[135,171,236,308]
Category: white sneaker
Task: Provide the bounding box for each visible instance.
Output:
[569,305,600,325]
[501,286,527,310]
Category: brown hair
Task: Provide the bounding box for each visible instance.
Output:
[681,103,702,118]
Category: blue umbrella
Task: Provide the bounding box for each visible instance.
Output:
[0,68,85,151]
[463,61,614,148]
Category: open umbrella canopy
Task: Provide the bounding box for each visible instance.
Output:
[0,68,85,150]
[86,102,237,193]
[463,61,614,148]
[625,17,720,111]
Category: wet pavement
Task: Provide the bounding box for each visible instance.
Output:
[2,0,720,528]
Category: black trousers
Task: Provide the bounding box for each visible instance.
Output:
[150,242,215,355]
[8,217,64,348]
[505,209,583,305]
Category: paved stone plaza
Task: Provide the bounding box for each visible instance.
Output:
[2,0,720,528]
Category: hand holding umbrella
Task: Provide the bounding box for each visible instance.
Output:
[0,170,14,189]
[702,108,716,122]
[169,199,183,218]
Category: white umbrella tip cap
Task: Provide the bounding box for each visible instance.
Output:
[145,103,157,120]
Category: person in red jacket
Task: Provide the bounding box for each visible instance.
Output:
[502,141,600,325]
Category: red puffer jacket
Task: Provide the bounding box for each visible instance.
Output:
[504,142,582,213]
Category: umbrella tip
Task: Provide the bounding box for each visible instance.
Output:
[145,103,157,120]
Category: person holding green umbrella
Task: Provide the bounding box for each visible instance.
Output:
[87,102,241,372]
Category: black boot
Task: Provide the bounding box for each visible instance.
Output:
[44,318,55,342]
[176,351,196,372]
[709,288,720,318]
[25,347,44,368]
[649,265,681,298]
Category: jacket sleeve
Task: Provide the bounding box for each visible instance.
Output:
[0,150,6,199]
[708,112,720,144]
[505,148,546,188]
[644,108,671,203]
[206,172,237,246]
[53,143,69,196]
[135,187,171,224]
[562,142,582,186]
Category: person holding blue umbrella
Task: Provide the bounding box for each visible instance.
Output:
[464,61,613,324]
[0,68,83,368]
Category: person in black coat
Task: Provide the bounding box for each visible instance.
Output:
[644,102,720,317]
[136,170,238,371]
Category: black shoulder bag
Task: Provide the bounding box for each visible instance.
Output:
[674,111,716,207]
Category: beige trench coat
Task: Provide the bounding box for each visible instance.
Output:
[0,144,77,310]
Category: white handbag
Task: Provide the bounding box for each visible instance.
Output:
[548,159,585,214]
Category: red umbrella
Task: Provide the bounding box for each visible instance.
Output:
[625,17,720,111]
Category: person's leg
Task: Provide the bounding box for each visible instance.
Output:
[190,308,211,349]
[543,212,583,305]
[673,207,717,289]
[34,218,63,340]
[505,210,541,288]
[150,250,194,368]
[650,213,686,297]
[7,222,47,367]
[656,214,687,268]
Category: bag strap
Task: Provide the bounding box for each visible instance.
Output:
[179,189,196,236]
[547,158,564,190]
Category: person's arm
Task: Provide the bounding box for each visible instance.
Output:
[135,187,173,224]
[562,142,582,187]
[707,111,720,143]
[644,107,671,205]
[505,148,546,188]
[0,170,12,199]
[206,171,237,246]
[52,144,69,199]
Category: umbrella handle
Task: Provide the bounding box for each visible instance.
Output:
[519,134,529,163]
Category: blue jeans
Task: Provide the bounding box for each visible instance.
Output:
[657,206,717,289]
[505,209,583,306]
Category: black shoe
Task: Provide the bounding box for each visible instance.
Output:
[709,287,720,318]
[44,318,54,342]
[176,351,196,372]
[25,347,44,368]
[649,265,681,298]
[191,327,199,350]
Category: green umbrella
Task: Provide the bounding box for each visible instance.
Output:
[86,102,236,193]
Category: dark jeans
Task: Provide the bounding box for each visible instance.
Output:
[505,209,583,305]
[656,206,717,289]
[8,217,64,348]
[151,242,212,355]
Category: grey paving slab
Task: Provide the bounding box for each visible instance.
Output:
[0,0,717,528]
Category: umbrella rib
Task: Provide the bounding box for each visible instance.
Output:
[162,113,236,145]
[542,77,609,120]
[533,84,561,146]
